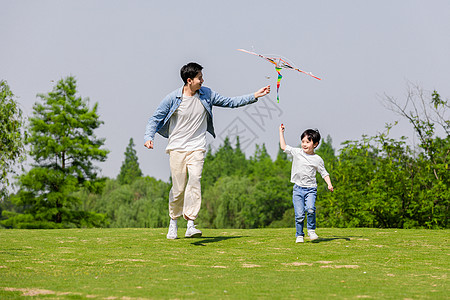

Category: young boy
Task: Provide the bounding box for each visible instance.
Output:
[279,124,333,243]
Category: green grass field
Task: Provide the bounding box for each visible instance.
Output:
[0,228,448,299]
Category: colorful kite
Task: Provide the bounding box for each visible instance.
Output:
[237,49,321,102]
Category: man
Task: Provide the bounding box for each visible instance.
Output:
[144,62,270,239]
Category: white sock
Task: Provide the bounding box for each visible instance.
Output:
[170,219,177,226]
[187,220,194,228]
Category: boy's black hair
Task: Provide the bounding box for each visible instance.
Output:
[180,62,203,85]
[301,129,321,145]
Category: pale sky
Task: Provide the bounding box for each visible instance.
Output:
[2,1,449,181]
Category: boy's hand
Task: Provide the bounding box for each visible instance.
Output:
[328,185,334,192]
[279,123,285,133]
[254,85,270,99]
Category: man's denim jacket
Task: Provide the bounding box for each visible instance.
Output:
[144,86,257,143]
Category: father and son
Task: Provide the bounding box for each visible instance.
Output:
[144,62,333,243]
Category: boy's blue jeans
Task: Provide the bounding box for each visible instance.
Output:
[293,184,317,237]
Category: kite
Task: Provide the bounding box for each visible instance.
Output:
[237,49,321,102]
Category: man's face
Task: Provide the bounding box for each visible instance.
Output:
[188,72,204,91]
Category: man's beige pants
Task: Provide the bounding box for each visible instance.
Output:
[168,150,205,220]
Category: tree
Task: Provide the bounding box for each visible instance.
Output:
[318,131,416,228]
[202,136,248,189]
[1,76,108,228]
[383,84,449,180]
[117,138,142,185]
[383,85,449,227]
[0,80,26,197]
[315,135,336,166]
[200,140,293,229]
[92,177,170,228]
[317,87,449,229]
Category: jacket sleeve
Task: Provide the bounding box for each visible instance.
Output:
[144,96,171,143]
[210,90,258,108]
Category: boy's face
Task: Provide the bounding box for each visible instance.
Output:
[301,135,318,155]
[187,72,204,91]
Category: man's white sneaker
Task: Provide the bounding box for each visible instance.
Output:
[296,236,304,243]
[185,225,202,238]
[308,230,319,240]
[166,224,178,239]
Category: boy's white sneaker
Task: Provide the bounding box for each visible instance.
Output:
[308,230,319,240]
[296,236,304,243]
[166,224,178,239]
[185,225,202,238]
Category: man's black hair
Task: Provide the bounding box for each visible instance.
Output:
[180,62,203,85]
[301,129,321,145]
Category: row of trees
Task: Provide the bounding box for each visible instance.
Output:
[1,78,448,229]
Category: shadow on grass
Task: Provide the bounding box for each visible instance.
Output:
[311,236,359,243]
[191,236,245,246]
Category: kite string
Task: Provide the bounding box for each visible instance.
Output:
[275,66,282,103]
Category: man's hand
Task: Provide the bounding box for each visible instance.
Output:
[254,85,271,99]
[144,140,154,149]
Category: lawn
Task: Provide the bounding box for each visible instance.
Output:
[0,228,448,299]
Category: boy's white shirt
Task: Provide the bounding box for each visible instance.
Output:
[284,145,329,188]
[166,93,207,153]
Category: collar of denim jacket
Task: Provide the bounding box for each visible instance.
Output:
[176,86,206,99]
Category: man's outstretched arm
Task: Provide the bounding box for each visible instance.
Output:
[211,85,271,108]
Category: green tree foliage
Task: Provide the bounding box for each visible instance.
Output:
[199,141,292,229]
[201,137,248,189]
[201,176,254,228]
[117,138,143,185]
[89,177,170,228]
[0,80,26,197]
[319,88,449,228]
[384,88,449,228]
[1,76,109,228]
[318,132,413,227]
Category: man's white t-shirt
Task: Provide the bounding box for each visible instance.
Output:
[166,93,207,152]
[284,145,329,188]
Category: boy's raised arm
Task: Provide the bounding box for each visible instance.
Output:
[279,124,287,151]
